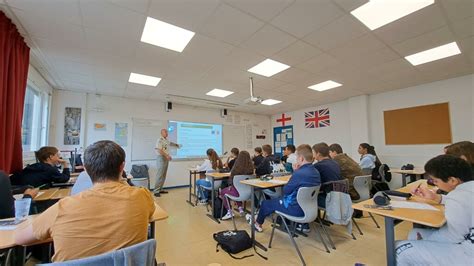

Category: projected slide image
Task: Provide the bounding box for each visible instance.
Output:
[168,121,223,158]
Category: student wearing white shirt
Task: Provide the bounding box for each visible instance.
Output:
[396,155,474,265]
[358,143,381,173]
[195,149,223,205]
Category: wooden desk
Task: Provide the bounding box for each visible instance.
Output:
[240,175,291,251]
[34,188,60,201]
[389,169,425,186]
[187,168,201,207]
[353,180,445,266]
[51,188,72,200]
[204,172,231,223]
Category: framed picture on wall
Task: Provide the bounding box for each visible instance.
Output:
[64,107,81,145]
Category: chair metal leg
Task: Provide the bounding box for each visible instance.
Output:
[369,213,380,228]
[268,215,277,248]
[225,196,237,231]
[351,232,357,240]
[318,218,335,250]
[220,196,225,220]
[352,218,364,235]
[311,222,330,253]
[281,215,306,266]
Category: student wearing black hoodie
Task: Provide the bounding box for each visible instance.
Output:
[11,146,70,188]
[255,144,280,176]
[0,171,38,219]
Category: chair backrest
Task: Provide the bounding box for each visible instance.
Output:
[353,175,371,201]
[361,168,372,175]
[296,186,321,223]
[38,239,156,266]
[322,179,349,193]
[232,175,254,200]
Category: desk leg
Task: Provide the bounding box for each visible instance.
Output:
[186,171,195,207]
[250,187,267,251]
[13,246,26,266]
[149,221,156,239]
[206,176,220,223]
[385,217,396,266]
[402,175,407,187]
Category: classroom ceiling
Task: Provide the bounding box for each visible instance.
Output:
[1,0,473,115]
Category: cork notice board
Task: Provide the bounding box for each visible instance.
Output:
[384,102,452,145]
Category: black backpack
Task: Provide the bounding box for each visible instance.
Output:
[213,230,267,260]
[130,164,149,179]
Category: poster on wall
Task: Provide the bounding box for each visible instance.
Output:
[94,123,107,131]
[115,123,128,147]
[64,107,81,145]
[304,108,330,128]
[273,125,294,158]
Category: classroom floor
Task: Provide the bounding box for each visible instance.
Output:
[153,188,413,266]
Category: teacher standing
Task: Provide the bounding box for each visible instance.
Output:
[154,129,180,197]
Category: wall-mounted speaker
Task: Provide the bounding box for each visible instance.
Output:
[221,109,228,117]
[165,101,172,112]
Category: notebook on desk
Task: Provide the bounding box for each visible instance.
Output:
[0,219,25,230]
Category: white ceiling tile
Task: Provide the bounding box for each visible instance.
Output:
[224,0,294,22]
[33,37,91,64]
[273,41,322,66]
[327,34,387,62]
[415,54,471,76]
[270,0,345,38]
[459,36,474,64]
[373,5,447,45]
[438,0,473,22]
[272,67,315,84]
[60,80,96,93]
[366,59,418,82]
[80,0,146,36]
[252,76,287,91]
[239,24,297,57]
[13,9,86,45]
[331,0,368,12]
[50,60,94,77]
[84,27,139,58]
[202,65,251,86]
[96,87,125,97]
[391,26,456,56]
[450,16,474,39]
[198,3,265,46]
[132,42,180,75]
[148,0,219,32]
[296,52,341,74]
[304,15,369,51]
[105,0,150,14]
[6,0,81,25]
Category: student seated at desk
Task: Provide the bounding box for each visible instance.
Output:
[0,171,38,219]
[396,155,473,265]
[195,148,223,205]
[15,140,155,262]
[312,142,342,208]
[10,146,70,188]
[71,170,133,195]
[247,144,321,232]
[220,151,254,220]
[282,145,297,172]
[328,143,363,201]
[224,147,239,170]
[252,147,264,168]
[358,143,382,177]
[255,144,280,176]
[445,141,474,168]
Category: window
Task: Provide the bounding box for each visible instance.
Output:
[22,84,50,152]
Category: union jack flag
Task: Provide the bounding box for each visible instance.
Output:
[305,108,330,128]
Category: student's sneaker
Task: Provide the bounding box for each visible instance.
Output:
[197,199,208,205]
[296,223,311,233]
[238,207,245,216]
[221,211,234,220]
[254,223,263,233]
[245,213,253,225]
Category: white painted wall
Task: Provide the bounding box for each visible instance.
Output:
[49,91,271,188]
[271,74,473,170]
[370,74,474,168]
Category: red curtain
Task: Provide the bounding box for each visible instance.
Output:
[0,11,30,174]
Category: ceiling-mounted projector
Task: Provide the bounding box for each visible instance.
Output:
[244,77,263,105]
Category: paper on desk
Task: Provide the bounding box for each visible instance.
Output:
[36,191,45,197]
[390,201,439,211]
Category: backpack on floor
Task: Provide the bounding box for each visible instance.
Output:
[213,230,267,260]
[213,197,224,219]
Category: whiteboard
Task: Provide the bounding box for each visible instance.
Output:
[131,118,166,161]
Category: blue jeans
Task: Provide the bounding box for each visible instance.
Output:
[196,179,212,200]
[256,198,304,225]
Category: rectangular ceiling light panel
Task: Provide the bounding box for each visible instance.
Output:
[206,89,234,98]
[308,80,342,91]
[248,59,290,77]
[141,17,195,52]
[129,72,161,86]
[261,99,282,105]
[405,42,461,66]
[351,0,434,30]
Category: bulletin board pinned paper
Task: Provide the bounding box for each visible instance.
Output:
[273,125,294,157]
[383,102,452,145]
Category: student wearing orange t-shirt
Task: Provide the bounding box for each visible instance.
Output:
[15,140,155,262]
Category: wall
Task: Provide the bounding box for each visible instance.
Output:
[50,91,271,188]
[272,74,473,169]
[369,74,473,168]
